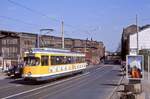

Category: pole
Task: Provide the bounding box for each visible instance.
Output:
[61,21,64,49]
[136,15,139,54]
[37,33,40,48]
[148,56,150,80]
[84,40,86,53]
[17,55,20,64]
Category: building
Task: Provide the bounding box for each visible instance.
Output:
[129,26,150,72]
[121,24,150,60]
[130,27,150,52]
[71,39,105,65]
[0,30,105,70]
[121,25,138,60]
[0,30,37,70]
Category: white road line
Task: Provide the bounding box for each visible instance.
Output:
[23,72,90,99]
[96,67,103,70]
[39,69,113,99]
[82,72,90,75]
[2,72,90,99]
[94,66,105,70]
[15,84,23,87]
[23,66,107,99]
[41,67,116,99]
[2,66,104,99]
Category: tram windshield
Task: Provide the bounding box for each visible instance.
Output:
[24,57,40,66]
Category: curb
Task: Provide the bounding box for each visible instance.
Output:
[107,73,125,99]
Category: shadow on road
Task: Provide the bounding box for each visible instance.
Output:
[5,76,21,79]
[100,83,119,87]
[100,82,125,87]
[117,73,125,76]
[8,72,83,85]
[9,79,49,85]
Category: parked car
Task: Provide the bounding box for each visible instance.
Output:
[7,65,22,78]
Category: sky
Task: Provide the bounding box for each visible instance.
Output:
[0,0,150,51]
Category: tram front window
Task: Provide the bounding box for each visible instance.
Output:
[24,57,40,66]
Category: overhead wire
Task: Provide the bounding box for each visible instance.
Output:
[7,0,91,35]
[0,15,42,28]
[7,0,60,22]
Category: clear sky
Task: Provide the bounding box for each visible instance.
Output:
[0,0,150,51]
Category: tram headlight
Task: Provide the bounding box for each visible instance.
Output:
[27,72,32,76]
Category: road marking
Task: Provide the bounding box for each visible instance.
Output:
[2,66,105,99]
[96,67,103,70]
[83,72,90,75]
[22,72,90,99]
[2,72,90,99]
[40,68,113,99]
[15,84,23,87]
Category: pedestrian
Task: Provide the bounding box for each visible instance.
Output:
[6,63,9,71]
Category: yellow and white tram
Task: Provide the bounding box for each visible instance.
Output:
[22,48,87,81]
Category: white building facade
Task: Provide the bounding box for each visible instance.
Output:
[129,27,150,55]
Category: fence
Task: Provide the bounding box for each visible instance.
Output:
[139,50,150,80]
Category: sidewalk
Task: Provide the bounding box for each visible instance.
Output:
[108,69,150,99]
[121,71,150,99]
[0,69,8,80]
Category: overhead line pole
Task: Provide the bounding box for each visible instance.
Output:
[37,32,40,48]
[62,21,64,49]
[136,15,139,54]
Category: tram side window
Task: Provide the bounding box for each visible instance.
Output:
[41,56,49,66]
[76,57,79,63]
[67,56,71,64]
[51,56,60,65]
[71,57,76,63]
[51,56,73,65]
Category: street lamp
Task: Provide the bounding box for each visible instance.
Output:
[37,29,54,48]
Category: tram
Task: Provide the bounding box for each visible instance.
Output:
[22,48,87,81]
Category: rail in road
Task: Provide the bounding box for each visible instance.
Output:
[0,64,122,99]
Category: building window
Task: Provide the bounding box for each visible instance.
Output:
[2,40,6,45]
[2,47,18,58]
[2,39,18,45]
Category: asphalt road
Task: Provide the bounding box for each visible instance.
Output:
[0,64,122,99]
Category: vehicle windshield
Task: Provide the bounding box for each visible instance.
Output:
[24,57,40,66]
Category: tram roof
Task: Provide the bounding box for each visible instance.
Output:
[25,48,85,56]
[32,48,70,52]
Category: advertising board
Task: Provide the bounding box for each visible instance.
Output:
[126,55,144,80]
